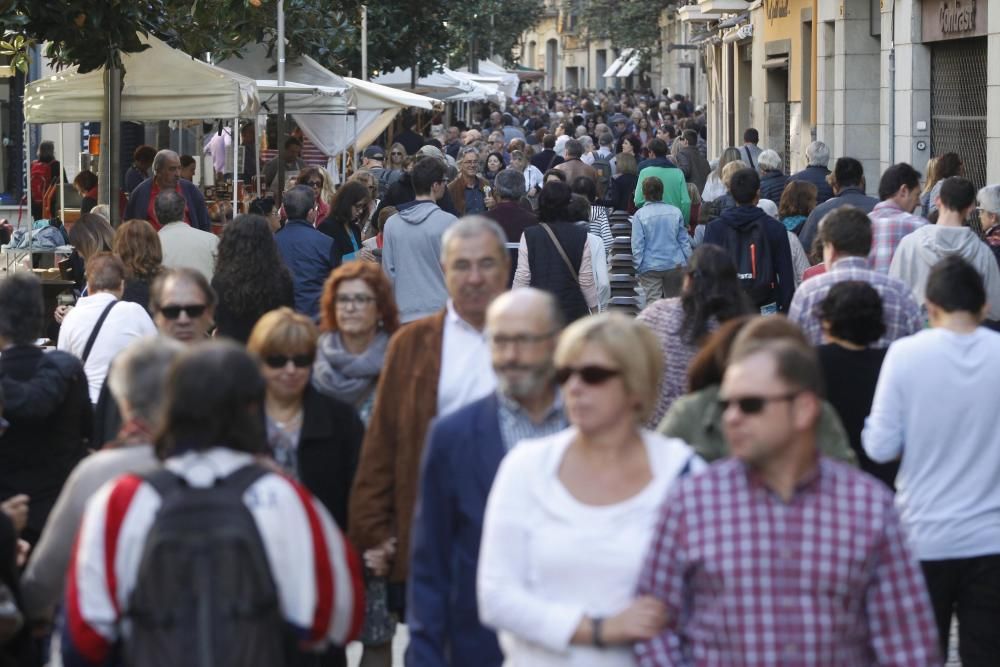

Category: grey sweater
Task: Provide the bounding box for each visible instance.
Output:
[20,445,159,620]
[382,200,457,322]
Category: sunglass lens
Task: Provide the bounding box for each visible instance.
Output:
[265,355,288,369]
[739,397,765,414]
[554,367,572,385]
[578,366,619,384]
[292,354,313,368]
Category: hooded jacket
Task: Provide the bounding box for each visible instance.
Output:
[382,200,457,322]
[634,157,692,223]
[889,224,1000,320]
[703,204,796,312]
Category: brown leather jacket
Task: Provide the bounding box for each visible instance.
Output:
[348,310,445,582]
[554,157,598,187]
[447,175,490,217]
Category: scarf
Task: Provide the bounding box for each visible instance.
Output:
[312,330,389,408]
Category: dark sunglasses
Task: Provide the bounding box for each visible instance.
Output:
[159,304,207,320]
[717,392,801,415]
[264,354,313,369]
[554,365,621,386]
[305,180,323,188]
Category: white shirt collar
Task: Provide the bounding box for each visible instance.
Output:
[446,299,484,336]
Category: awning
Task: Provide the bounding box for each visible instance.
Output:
[24,35,258,123]
[372,67,478,98]
[762,56,789,69]
[617,51,642,78]
[254,80,348,115]
[602,49,633,78]
[342,77,435,110]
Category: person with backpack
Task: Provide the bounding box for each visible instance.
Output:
[62,341,364,667]
[362,146,400,201]
[703,168,796,313]
[30,141,61,221]
[590,133,615,204]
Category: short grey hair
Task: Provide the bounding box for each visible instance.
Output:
[154,190,186,225]
[282,184,316,220]
[91,204,111,224]
[152,149,179,174]
[458,146,480,160]
[598,132,613,147]
[578,136,594,151]
[758,149,782,172]
[806,141,830,168]
[978,184,1000,215]
[494,168,526,201]
[440,215,508,264]
[108,336,186,425]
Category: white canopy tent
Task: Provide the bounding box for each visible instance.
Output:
[219,47,435,177]
[372,67,479,99]
[22,35,259,226]
[24,35,258,123]
[458,60,520,101]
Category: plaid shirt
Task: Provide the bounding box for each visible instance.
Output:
[635,457,940,667]
[868,201,928,273]
[787,256,923,347]
[497,390,567,452]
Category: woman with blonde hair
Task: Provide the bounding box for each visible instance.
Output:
[479,313,703,666]
[701,146,742,203]
[295,166,331,221]
[388,142,407,171]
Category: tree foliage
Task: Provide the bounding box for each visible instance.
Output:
[579,0,672,54]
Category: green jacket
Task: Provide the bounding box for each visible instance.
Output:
[657,384,857,465]
[633,158,691,223]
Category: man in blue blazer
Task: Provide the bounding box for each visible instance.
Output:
[124,150,211,231]
[407,288,567,666]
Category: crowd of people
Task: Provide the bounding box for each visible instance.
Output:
[0,85,997,667]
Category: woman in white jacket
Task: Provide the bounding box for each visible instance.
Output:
[478,313,704,666]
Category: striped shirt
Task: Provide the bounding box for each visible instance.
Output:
[635,457,940,667]
[787,256,923,347]
[589,205,614,255]
[868,200,928,274]
[63,448,364,666]
[497,391,567,452]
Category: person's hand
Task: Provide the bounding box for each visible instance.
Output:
[357,247,378,264]
[484,193,496,209]
[1,495,29,534]
[603,596,669,644]
[15,540,30,568]
[54,305,73,324]
[363,537,396,576]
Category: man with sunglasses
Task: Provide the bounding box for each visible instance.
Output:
[408,288,565,667]
[636,335,939,666]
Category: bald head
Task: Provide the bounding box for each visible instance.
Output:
[487,287,562,332]
[487,288,562,401]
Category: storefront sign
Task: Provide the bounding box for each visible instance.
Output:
[923,0,987,42]
[764,0,790,24]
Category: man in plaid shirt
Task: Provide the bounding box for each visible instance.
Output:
[635,331,939,667]
[788,207,923,346]
[867,163,928,274]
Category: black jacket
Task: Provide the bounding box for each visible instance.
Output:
[288,387,364,532]
[525,221,589,322]
[0,346,91,542]
[316,218,363,264]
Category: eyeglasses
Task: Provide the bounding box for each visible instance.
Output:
[336,294,376,307]
[554,365,621,385]
[305,180,323,188]
[391,151,403,156]
[489,331,557,348]
[717,392,801,415]
[159,304,208,320]
[264,354,313,369]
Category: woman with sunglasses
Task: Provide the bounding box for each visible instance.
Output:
[318,181,369,264]
[658,315,855,464]
[479,313,703,666]
[388,143,407,171]
[295,167,331,222]
[247,307,364,533]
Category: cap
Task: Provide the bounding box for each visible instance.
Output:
[417,145,444,159]
[609,113,629,124]
[363,146,385,160]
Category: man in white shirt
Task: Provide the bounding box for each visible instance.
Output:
[57,253,156,403]
[155,190,219,280]
[864,255,1000,662]
[349,216,509,599]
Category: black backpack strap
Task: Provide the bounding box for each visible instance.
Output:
[81,299,119,364]
[142,468,186,498]
[221,463,271,495]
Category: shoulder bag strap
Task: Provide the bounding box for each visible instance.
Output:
[743,146,755,170]
[81,300,119,364]
[539,223,579,283]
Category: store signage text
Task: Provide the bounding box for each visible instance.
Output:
[764,0,790,24]
[922,0,986,42]
[940,0,977,35]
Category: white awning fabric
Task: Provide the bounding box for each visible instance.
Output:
[372,67,478,98]
[617,51,642,78]
[24,35,258,123]
[602,49,634,78]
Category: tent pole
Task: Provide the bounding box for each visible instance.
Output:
[232,117,239,220]
[255,116,261,198]
[58,123,65,222]
[23,121,30,248]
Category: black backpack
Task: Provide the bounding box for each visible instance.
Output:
[591,153,613,201]
[719,219,777,309]
[124,464,291,667]
[372,167,400,200]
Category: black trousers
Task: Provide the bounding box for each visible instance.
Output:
[921,554,1000,666]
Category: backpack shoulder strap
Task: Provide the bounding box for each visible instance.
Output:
[81,300,119,364]
[539,223,579,283]
[142,467,186,498]
[221,463,271,496]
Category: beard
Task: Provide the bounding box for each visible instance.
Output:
[495,362,555,400]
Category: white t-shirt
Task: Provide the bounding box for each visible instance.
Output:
[478,427,703,666]
[57,292,157,403]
